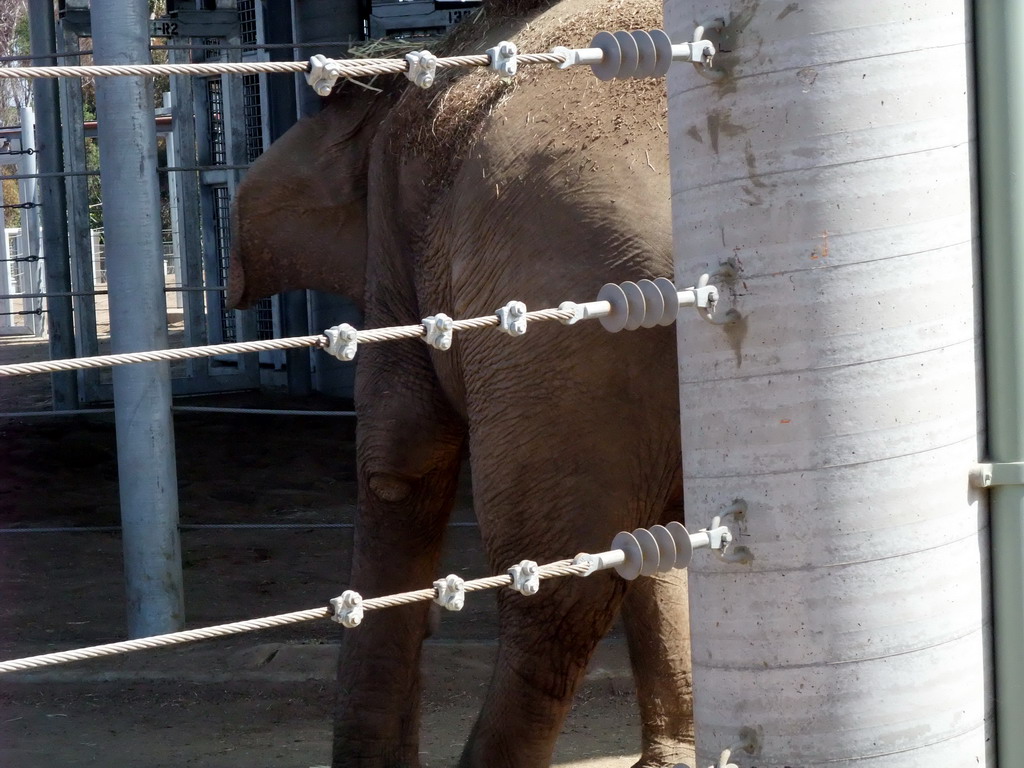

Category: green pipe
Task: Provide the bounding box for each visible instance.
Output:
[976,1,1024,765]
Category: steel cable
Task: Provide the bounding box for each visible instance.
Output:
[0,302,581,378]
[0,51,570,82]
[0,558,589,673]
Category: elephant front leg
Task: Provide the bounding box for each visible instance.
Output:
[333,509,453,768]
[623,570,694,768]
[333,346,466,768]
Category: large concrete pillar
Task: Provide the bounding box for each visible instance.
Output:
[666,3,992,765]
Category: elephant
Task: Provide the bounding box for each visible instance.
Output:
[228,0,692,765]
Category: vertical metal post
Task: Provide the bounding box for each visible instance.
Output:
[16,108,43,337]
[667,3,992,766]
[291,0,363,400]
[167,49,209,362]
[976,1,1024,765]
[222,42,259,349]
[92,0,184,638]
[57,23,101,402]
[27,0,77,408]
[266,1,311,395]
[164,100,183,309]
[0,226,13,331]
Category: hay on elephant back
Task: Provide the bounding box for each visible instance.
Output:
[329,0,667,189]
[347,36,447,61]
[383,0,668,187]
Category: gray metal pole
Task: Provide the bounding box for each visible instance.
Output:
[266,1,312,395]
[26,0,77,408]
[976,1,1024,764]
[291,0,363,399]
[0,218,12,328]
[92,0,184,638]
[16,107,43,337]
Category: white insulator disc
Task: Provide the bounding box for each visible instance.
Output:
[630,30,658,78]
[632,527,661,576]
[613,31,639,79]
[653,277,680,326]
[665,521,694,570]
[597,282,630,332]
[648,524,678,573]
[637,279,666,328]
[648,29,674,78]
[620,281,647,331]
[589,31,622,82]
[611,530,643,580]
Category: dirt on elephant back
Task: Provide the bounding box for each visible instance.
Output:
[0,334,694,767]
[380,0,668,188]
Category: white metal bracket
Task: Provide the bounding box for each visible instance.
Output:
[306,54,343,96]
[405,50,438,88]
[508,560,541,595]
[330,590,364,628]
[433,574,466,611]
[422,313,454,350]
[690,20,727,81]
[970,462,1024,487]
[496,300,528,336]
[487,41,518,77]
[323,323,359,361]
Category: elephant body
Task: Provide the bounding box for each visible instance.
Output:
[230,1,692,765]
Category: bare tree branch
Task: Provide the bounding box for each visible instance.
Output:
[0,0,32,118]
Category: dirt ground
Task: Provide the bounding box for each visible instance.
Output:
[0,334,694,768]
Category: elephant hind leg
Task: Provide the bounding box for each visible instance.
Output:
[623,569,694,768]
[458,574,626,768]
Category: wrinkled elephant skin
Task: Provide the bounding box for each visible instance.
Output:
[230,1,692,766]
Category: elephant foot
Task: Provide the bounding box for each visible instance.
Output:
[629,740,696,768]
[330,742,421,768]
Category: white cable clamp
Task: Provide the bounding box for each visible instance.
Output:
[496,300,528,336]
[433,574,466,611]
[672,39,717,67]
[330,590,364,628]
[305,54,343,96]
[558,301,583,324]
[323,323,359,361]
[694,283,719,310]
[695,273,739,326]
[709,749,739,768]
[508,560,541,596]
[691,20,727,80]
[405,50,438,88]
[550,45,578,70]
[551,45,574,70]
[571,551,626,576]
[422,313,454,350]
[702,523,733,551]
[694,506,754,565]
[487,41,518,77]
[558,300,611,325]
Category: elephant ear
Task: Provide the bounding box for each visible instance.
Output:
[228,88,397,309]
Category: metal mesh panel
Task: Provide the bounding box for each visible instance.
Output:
[242,73,264,163]
[254,296,274,340]
[238,0,258,46]
[212,185,235,342]
[206,77,226,166]
[7,230,24,292]
[213,186,273,342]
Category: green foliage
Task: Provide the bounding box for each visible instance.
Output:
[3,177,21,228]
